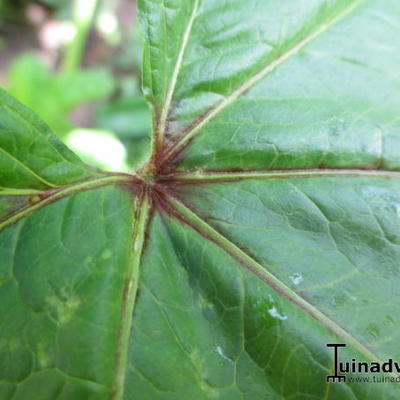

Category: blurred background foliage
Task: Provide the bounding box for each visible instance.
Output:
[0,0,151,171]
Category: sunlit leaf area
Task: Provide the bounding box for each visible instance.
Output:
[0,0,150,172]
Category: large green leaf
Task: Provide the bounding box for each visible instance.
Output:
[1,0,400,399]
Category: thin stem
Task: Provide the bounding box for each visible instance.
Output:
[0,188,42,196]
[63,0,100,72]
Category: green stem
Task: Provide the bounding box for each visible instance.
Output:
[63,0,100,72]
[0,188,42,196]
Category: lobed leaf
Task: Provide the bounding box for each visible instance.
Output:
[1,0,400,399]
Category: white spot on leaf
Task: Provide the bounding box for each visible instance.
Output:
[290,273,303,285]
[268,306,287,321]
[216,346,233,362]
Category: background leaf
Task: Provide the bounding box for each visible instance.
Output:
[7,55,115,138]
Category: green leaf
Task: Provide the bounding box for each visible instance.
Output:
[0,187,137,399]
[0,88,97,190]
[96,97,151,139]
[2,0,400,399]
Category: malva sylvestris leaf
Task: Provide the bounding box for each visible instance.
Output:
[1,0,400,399]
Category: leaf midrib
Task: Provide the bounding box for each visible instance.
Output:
[154,0,200,152]
[0,175,133,232]
[160,168,400,183]
[0,146,57,188]
[112,189,150,400]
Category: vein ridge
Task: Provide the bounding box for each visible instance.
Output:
[155,0,200,152]
[112,189,151,400]
[0,175,133,232]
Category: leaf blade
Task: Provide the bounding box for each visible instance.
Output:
[174,176,400,363]
[161,0,400,172]
[0,89,98,190]
[125,208,400,399]
[0,186,135,399]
